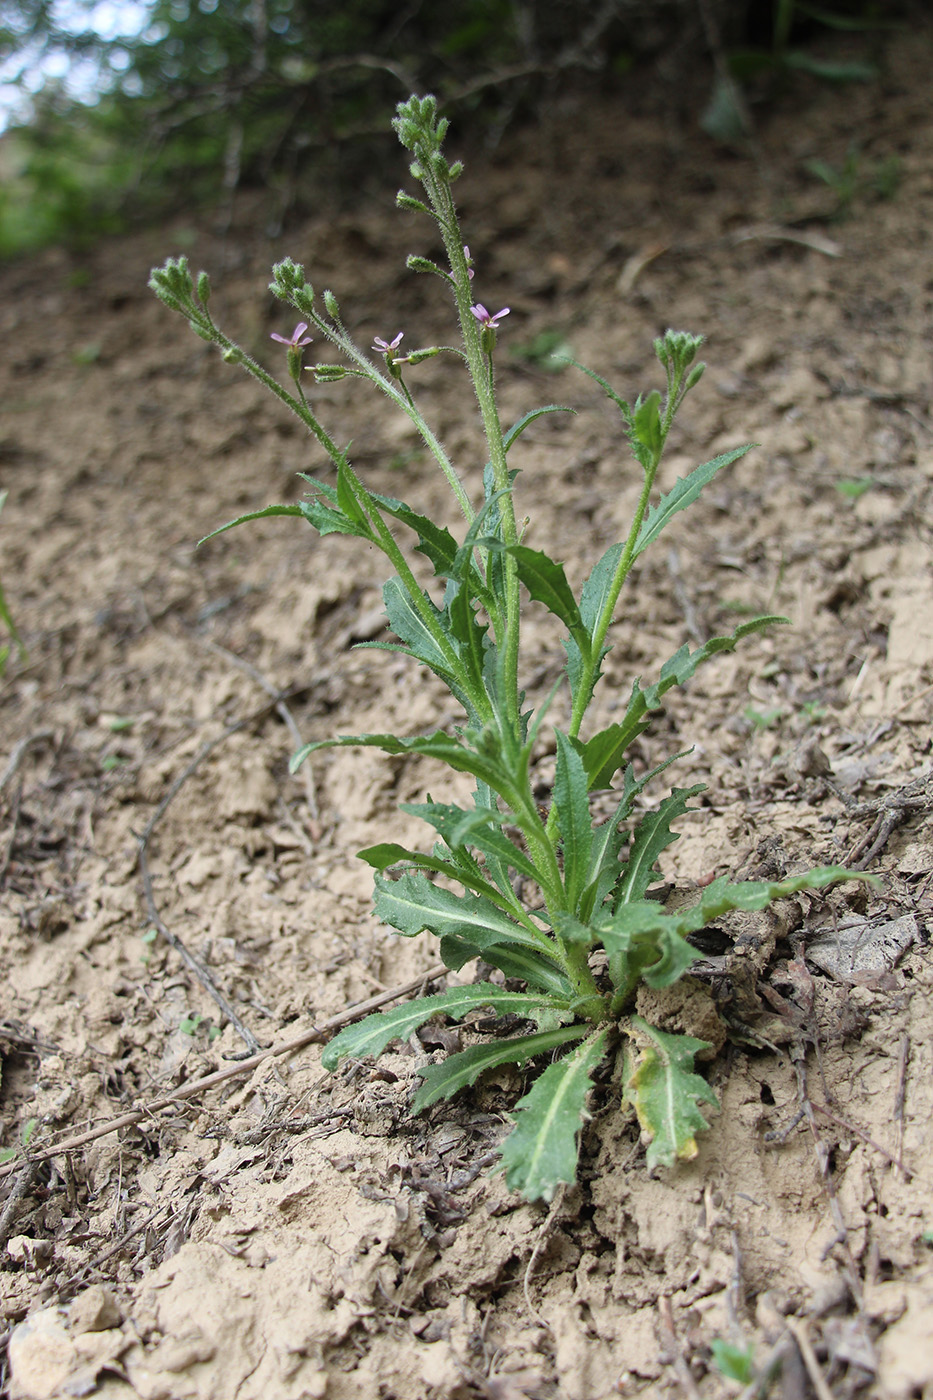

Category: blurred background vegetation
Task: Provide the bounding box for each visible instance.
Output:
[0,0,914,257]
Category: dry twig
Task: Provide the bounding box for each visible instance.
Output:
[0,964,448,1181]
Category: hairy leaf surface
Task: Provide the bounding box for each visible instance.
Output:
[372,871,543,948]
[614,785,704,907]
[575,616,789,789]
[552,731,593,907]
[413,1025,586,1110]
[623,1016,718,1167]
[633,446,753,559]
[498,1029,609,1201]
[322,985,563,1070]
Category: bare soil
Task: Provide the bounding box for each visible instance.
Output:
[1,29,932,1400]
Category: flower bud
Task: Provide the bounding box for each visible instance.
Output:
[196,271,211,306]
[397,191,430,215]
[222,346,245,364]
[323,290,340,319]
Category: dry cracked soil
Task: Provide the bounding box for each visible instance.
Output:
[1,25,932,1400]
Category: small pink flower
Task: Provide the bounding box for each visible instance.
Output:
[373,332,404,354]
[463,246,474,280]
[471,303,510,330]
[270,322,312,349]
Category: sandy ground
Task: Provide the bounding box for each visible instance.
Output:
[1,25,932,1400]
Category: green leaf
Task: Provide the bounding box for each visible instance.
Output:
[578,753,692,920]
[630,389,662,465]
[563,541,622,705]
[692,867,870,921]
[633,446,753,560]
[552,731,593,907]
[623,1016,718,1168]
[437,934,574,998]
[358,841,524,913]
[490,545,591,659]
[373,870,543,950]
[446,580,490,694]
[401,801,546,888]
[614,786,704,907]
[289,730,517,806]
[594,903,698,990]
[322,985,561,1070]
[369,493,463,580]
[575,616,789,790]
[503,404,574,453]
[413,1024,586,1110]
[198,502,307,545]
[382,576,451,673]
[335,458,372,531]
[499,1028,609,1201]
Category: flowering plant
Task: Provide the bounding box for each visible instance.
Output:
[150,96,860,1201]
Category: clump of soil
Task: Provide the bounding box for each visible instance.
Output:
[1,28,931,1400]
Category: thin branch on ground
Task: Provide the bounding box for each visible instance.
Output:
[657,1296,702,1400]
[133,688,309,1052]
[892,1033,910,1182]
[0,1162,39,1251]
[785,1318,835,1400]
[0,964,447,1180]
[0,780,22,891]
[0,731,55,797]
[138,840,262,1055]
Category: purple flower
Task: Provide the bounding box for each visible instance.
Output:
[463,246,474,280]
[471,303,510,330]
[270,322,312,349]
[373,332,404,354]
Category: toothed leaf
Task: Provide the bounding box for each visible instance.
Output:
[633,446,753,559]
[614,785,704,907]
[623,1017,718,1167]
[499,1028,609,1202]
[413,1025,586,1110]
[372,870,543,951]
[574,616,789,790]
[552,730,593,907]
[322,985,562,1070]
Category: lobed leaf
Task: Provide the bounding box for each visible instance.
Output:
[289,730,518,806]
[413,1024,586,1110]
[498,1028,609,1201]
[505,546,592,660]
[401,800,546,888]
[322,985,564,1070]
[358,841,524,914]
[623,1016,718,1168]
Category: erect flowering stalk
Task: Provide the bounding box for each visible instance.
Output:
[394,96,522,719]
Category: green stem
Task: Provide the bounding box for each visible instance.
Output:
[418,169,522,718]
[307,312,475,526]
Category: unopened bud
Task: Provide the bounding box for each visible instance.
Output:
[397,191,430,214]
[314,364,348,382]
[323,290,340,319]
[196,271,211,306]
[222,346,245,364]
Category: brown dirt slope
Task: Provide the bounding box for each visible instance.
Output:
[1,27,931,1400]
